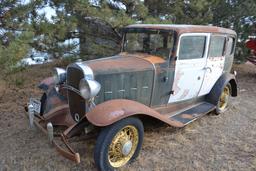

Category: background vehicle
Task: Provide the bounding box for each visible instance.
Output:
[25,24,237,171]
[246,37,256,65]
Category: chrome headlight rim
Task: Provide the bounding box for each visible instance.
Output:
[53,67,66,85]
[79,78,101,99]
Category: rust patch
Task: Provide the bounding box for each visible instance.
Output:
[172,70,184,95]
[180,114,194,119]
[179,89,189,100]
[43,104,75,127]
[85,54,154,75]
[192,113,200,117]
[38,77,55,91]
[86,99,184,128]
[125,24,236,36]
[143,56,166,64]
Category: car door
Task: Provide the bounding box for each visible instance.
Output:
[168,33,210,103]
[198,34,226,96]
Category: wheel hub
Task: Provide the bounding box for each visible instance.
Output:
[122,140,132,156]
[108,125,139,168]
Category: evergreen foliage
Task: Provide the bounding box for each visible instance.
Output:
[0,0,255,71]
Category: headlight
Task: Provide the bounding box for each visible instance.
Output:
[53,67,66,84]
[79,78,101,99]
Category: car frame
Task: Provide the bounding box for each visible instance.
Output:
[25,24,237,171]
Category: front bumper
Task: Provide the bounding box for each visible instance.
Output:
[25,103,81,163]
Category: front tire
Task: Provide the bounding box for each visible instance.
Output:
[94,117,144,171]
[215,83,231,114]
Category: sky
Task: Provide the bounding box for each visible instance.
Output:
[23,0,56,21]
[37,6,56,21]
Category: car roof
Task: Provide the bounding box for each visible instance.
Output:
[125,24,236,36]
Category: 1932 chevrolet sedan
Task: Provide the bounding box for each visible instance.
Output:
[26,24,238,171]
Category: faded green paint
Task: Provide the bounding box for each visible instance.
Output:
[85,54,175,107]
[151,63,175,106]
[94,70,154,105]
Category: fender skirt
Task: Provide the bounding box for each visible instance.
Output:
[85,99,184,128]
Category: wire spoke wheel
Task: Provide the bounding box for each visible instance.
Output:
[108,125,139,168]
[94,117,144,171]
[218,85,230,111]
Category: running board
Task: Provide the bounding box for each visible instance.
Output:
[169,102,215,126]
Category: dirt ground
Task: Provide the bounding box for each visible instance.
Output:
[0,62,256,171]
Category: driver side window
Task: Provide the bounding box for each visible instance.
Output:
[123,31,174,60]
[179,36,206,60]
[150,34,173,59]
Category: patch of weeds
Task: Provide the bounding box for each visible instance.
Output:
[8,65,27,74]
[14,77,25,87]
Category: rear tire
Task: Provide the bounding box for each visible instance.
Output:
[215,83,231,115]
[94,117,144,171]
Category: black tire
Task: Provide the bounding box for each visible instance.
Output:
[94,117,144,171]
[215,83,231,115]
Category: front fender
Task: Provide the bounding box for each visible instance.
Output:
[38,77,55,91]
[37,77,68,114]
[85,99,184,127]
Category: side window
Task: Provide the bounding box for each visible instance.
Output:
[209,36,226,57]
[226,37,235,55]
[150,33,173,59]
[179,36,206,60]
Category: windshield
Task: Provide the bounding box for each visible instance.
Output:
[122,29,174,59]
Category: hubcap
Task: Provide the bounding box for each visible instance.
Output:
[219,86,230,111]
[122,140,133,156]
[108,125,139,168]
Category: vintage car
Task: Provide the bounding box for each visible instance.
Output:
[25,24,237,171]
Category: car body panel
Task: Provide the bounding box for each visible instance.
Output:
[125,24,236,35]
[85,99,184,127]
[86,54,155,106]
[168,33,210,102]
[198,55,226,96]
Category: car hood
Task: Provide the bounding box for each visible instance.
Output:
[83,53,165,76]
[66,53,165,107]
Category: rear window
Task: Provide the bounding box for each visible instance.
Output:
[226,37,235,55]
[209,36,226,57]
[179,36,206,60]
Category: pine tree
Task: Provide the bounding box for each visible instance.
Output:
[0,0,36,72]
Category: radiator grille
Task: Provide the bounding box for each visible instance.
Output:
[67,66,85,121]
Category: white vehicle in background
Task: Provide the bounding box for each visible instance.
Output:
[18,55,52,66]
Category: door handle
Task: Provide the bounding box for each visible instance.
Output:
[203,67,212,73]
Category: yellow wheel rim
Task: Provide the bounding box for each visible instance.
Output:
[219,85,230,111]
[108,125,139,168]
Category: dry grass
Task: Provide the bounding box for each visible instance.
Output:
[0,62,256,170]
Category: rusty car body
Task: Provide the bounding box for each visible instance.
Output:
[25,24,237,171]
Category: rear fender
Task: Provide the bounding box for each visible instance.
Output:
[85,99,184,127]
[206,73,237,105]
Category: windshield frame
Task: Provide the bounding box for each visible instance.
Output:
[121,28,177,61]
